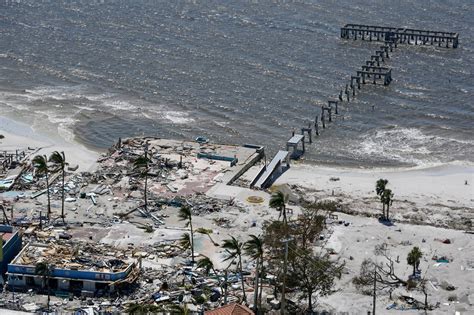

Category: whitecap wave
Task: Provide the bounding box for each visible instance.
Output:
[163,111,194,124]
[356,127,473,167]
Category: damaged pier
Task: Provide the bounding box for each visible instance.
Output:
[341,24,459,48]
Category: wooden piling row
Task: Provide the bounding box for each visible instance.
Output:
[278,24,458,162]
[1,150,27,172]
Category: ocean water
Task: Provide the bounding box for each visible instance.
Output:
[0,0,473,168]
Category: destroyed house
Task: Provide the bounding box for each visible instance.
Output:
[6,243,138,296]
[0,225,22,276]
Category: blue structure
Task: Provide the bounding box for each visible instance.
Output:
[0,225,22,276]
[197,152,238,166]
[7,243,138,296]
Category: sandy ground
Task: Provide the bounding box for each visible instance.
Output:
[276,162,474,207]
[319,213,474,315]
[0,117,99,172]
[272,163,474,230]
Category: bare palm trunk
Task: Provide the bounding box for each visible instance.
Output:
[224,270,228,304]
[381,203,385,220]
[258,256,263,312]
[144,171,148,212]
[253,262,259,313]
[44,275,50,311]
[239,255,247,303]
[307,289,313,314]
[386,203,390,220]
[61,167,65,224]
[46,172,51,221]
[206,233,218,246]
[423,286,428,311]
[189,219,195,263]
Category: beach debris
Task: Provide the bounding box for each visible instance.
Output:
[440,281,456,291]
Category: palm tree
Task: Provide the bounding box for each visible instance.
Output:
[407,247,423,277]
[133,154,151,212]
[49,151,67,224]
[197,256,217,275]
[178,206,195,263]
[269,191,288,225]
[35,262,53,311]
[179,232,192,252]
[197,255,224,301]
[244,234,264,313]
[222,236,247,303]
[381,189,394,220]
[375,179,388,219]
[32,155,51,220]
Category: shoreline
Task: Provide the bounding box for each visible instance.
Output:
[2,114,473,208]
[0,116,99,172]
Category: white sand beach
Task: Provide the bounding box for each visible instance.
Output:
[0,116,99,172]
[276,162,474,206]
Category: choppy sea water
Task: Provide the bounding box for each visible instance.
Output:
[0,0,473,168]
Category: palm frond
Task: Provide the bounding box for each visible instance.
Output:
[133,156,150,169]
[178,206,191,222]
[49,151,65,166]
[222,236,242,262]
[35,262,53,276]
[179,233,191,250]
[269,191,286,209]
[197,256,214,275]
[244,234,264,260]
[32,155,48,174]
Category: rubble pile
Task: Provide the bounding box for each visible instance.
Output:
[0,137,270,313]
[15,241,131,273]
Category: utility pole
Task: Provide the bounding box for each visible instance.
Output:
[281,238,292,315]
[372,267,377,315]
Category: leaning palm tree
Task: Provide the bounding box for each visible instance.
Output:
[133,154,151,212]
[196,227,219,246]
[407,246,423,277]
[381,188,394,220]
[222,236,247,303]
[197,256,224,298]
[49,151,67,224]
[178,206,195,263]
[376,179,388,219]
[35,262,53,311]
[32,155,51,220]
[244,234,265,313]
[269,191,288,225]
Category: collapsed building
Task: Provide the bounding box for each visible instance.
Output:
[0,225,22,276]
[6,242,139,297]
